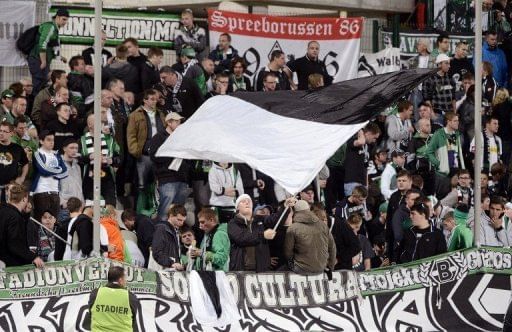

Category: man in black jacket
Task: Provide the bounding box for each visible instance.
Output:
[155,66,203,118]
[385,170,412,263]
[149,112,191,222]
[228,194,294,272]
[151,204,186,270]
[0,184,44,267]
[398,202,446,263]
[140,47,163,93]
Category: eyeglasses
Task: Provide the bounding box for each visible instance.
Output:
[0,130,11,134]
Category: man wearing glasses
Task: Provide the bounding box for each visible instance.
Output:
[441,170,474,208]
[0,122,29,202]
[205,72,229,99]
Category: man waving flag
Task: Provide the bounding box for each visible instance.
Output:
[156,69,434,194]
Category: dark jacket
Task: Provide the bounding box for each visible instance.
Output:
[331,218,361,270]
[208,45,239,73]
[391,202,412,258]
[398,223,447,263]
[67,71,94,108]
[154,77,204,119]
[284,210,336,273]
[102,61,140,94]
[152,222,180,267]
[228,210,287,272]
[386,190,406,262]
[0,203,37,266]
[69,214,93,257]
[135,215,156,267]
[149,130,191,184]
[140,60,160,92]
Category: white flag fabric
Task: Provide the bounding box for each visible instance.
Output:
[157,95,366,194]
[0,1,36,66]
[156,69,434,194]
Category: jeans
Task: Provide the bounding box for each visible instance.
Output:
[136,155,154,190]
[344,182,363,196]
[27,56,49,96]
[157,182,189,221]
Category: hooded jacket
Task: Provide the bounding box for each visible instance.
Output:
[284,210,336,273]
[398,223,447,263]
[479,211,512,247]
[447,209,473,251]
[481,41,509,88]
[208,163,244,207]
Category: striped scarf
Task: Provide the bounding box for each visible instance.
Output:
[84,132,108,160]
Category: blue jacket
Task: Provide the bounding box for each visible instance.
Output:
[30,149,68,193]
[480,42,509,88]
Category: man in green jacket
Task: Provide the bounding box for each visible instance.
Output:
[191,207,230,271]
[89,266,139,332]
[443,208,473,251]
[28,8,69,95]
[422,112,465,199]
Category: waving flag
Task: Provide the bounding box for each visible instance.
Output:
[156,69,434,194]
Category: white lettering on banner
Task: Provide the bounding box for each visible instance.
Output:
[209,10,361,39]
[208,9,362,85]
[50,8,180,47]
[0,1,36,67]
[358,47,401,78]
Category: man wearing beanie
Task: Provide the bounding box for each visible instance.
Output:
[228,194,295,272]
[283,200,336,274]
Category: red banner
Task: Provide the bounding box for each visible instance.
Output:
[208,9,363,40]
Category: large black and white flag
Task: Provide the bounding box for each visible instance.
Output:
[157,69,433,194]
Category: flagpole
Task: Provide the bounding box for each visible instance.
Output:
[30,217,71,246]
[92,0,103,255]
[474,0,483,247]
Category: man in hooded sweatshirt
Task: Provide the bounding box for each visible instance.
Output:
[284,200,336,274]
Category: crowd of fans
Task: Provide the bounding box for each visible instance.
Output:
[1,4,512,275]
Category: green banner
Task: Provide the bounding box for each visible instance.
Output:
[359,247,512,296]
[1,259,156,299]
[49,7,181,48]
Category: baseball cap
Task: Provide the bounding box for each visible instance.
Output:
[181,47,196,58]
[165,112,184,122]
[435,54,451,64]
[54,8,70,18]
[254,204,273,214]
[1,89,14,99]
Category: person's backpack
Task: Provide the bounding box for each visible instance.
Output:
[16,25,39,56]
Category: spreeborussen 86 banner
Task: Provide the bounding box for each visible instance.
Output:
[207,9,362,86]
